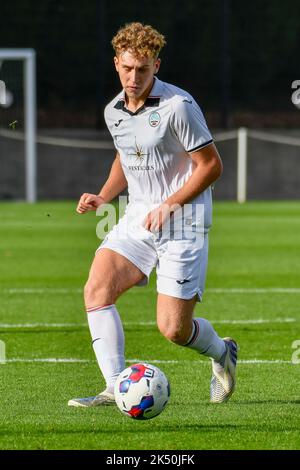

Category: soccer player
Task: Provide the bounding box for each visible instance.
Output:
[68,22,237,407]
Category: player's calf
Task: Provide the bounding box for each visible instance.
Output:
[156,293,196,345]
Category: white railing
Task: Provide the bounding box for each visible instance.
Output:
[214,128,300,203]
[1,125,300,202]
[0,49,37,203]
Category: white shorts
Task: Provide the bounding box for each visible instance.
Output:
[97,211,209,302]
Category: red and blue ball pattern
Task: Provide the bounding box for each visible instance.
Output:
[119,364,154,419]
[115,363,170,420]
[127,395,154,419]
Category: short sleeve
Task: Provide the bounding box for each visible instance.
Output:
[104,104,118,150]
[170,97,213,153]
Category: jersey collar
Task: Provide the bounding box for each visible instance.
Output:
[114,77,162,116]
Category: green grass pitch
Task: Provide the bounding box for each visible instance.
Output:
[0,200,299,450]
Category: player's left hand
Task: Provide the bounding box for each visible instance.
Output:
[142,204,172,233]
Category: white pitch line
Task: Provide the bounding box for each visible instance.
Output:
[0,318,297,329]
[0,323,86,328]
[2,288,82,294]
[2,287,300,294]
[208,288,300,294]
[209,318,297,324]
[5,358,90,363]
[3,358,294,365]
[128,359,294,365]
[125,318,298,325]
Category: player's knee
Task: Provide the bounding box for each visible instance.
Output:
[84,279,115,307]
[158,323,186,346]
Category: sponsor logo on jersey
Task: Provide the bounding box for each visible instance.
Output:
[176,279,191,285]
[128,165,154,171]
[114,119,123,127]
[149,111,161,127]
[128,140,150,164]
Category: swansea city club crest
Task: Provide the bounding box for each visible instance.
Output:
[149,111,161,127]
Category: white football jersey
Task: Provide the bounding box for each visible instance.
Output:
[104,77,213,228]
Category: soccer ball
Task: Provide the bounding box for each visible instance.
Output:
[114,363,170,420]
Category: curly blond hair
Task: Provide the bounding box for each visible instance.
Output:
[111,22,166,59]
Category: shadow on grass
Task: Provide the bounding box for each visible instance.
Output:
[171,399,300,406]
[226,400,300,405]
[1,423,300,438]
[0,328,86,335]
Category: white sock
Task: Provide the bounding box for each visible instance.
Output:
[184,317,226,362]
[87,304,125,395]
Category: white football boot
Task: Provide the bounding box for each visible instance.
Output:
[68,390,115,407]
[210,337,238,403]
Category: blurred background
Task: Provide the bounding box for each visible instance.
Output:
[0,0,299,201]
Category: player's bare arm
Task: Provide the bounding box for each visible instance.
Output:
[143,143,222,232]
[76,152,127,214]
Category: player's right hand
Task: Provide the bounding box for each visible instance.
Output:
[76,193,105,214]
